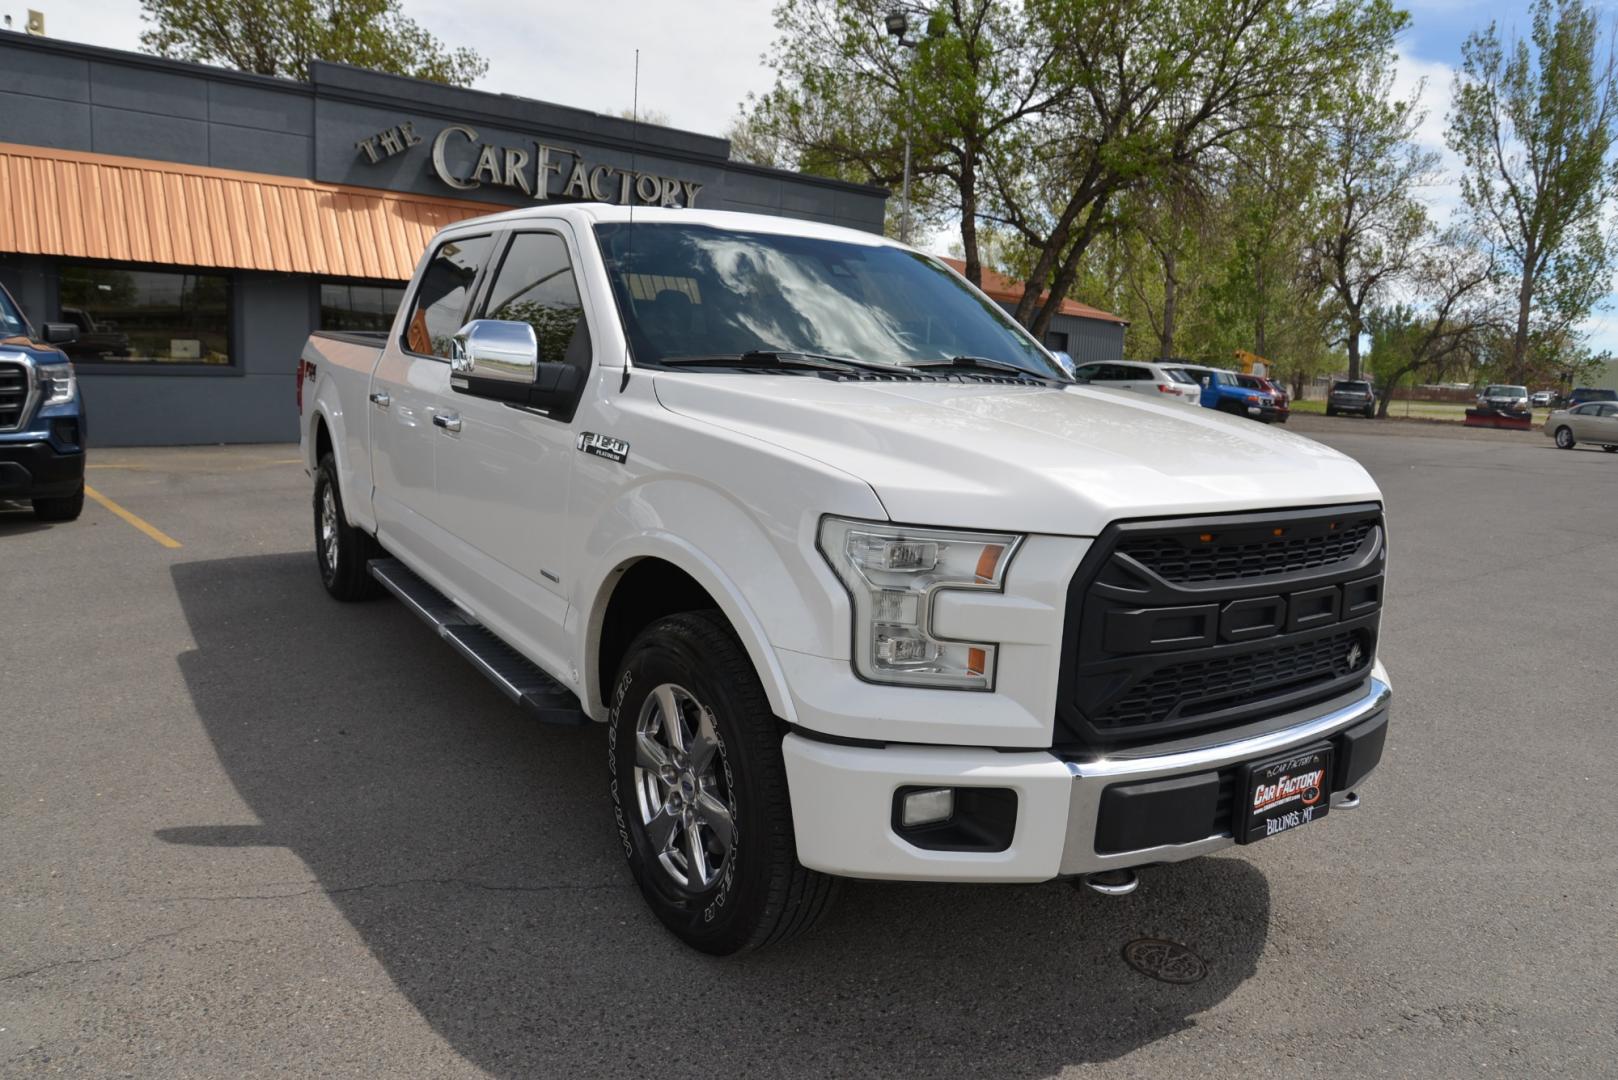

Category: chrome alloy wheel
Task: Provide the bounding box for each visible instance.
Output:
[320,484,340,574]
[633,683,736,892]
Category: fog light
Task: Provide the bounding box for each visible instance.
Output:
[901,787,954,827]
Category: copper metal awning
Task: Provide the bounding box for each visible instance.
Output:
[0,142,493,281]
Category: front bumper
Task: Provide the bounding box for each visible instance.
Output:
[782,670,1390,882]
[0,439,85,498]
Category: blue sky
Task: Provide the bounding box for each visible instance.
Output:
[1391,0,1618,353]
[28,0,1618,352]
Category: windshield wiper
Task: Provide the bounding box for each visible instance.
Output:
[658,350,912,374]
[909,355,1055,380]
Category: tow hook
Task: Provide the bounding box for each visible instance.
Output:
[1076,869,1139,897]
[1336,791,1362,810]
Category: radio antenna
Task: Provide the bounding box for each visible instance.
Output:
[620,48,641,391]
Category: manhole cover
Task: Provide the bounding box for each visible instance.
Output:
[1122,938,1207,984]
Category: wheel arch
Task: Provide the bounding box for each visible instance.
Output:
[583,541,799,727]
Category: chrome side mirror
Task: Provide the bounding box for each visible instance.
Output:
[451,319,538,384]
[1052,350,1076,377]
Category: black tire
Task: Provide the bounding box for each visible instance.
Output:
[1603,445,1617,453]
[1325,407,1336,417]
[314,453,380,601]
[1364,406,1375,418]
[608,610,838,955]
[33,483,84,522]
[1555,426,1576,450]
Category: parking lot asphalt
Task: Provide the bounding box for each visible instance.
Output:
[3,426,1616,1079]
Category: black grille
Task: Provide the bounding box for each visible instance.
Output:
[0,361,25,430]
[1097,630,1369,730]
[1117,519,1375,583]
[1056,504,1384,752]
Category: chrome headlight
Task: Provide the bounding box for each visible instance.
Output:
[818,516,1022,690]
[36,361,76,405]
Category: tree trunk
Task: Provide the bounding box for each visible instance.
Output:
[1159,244,1178,360]
[1511,262,1533,384]
[1345,307,1362,382]
[959,153,982,288]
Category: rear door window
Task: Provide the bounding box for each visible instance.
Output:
[404,234,496,358]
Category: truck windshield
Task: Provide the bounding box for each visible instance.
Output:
[0,288,27,337]
[594,223,1065,379]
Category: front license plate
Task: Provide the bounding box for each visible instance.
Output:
[1236,744,1332,844]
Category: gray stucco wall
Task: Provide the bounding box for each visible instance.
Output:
[990,302,1125,366]
[1052,313,1126,367]
[0,37,887,232]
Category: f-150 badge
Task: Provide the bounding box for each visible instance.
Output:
[577,432,630,463]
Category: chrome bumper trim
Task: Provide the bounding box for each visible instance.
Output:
[1057,676,1390,875]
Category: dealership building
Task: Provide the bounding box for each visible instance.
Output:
[0,34,1125,445]
[0,35,896,444]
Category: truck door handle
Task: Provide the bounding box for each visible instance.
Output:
[369,391,391,408]
[432,411,462,433]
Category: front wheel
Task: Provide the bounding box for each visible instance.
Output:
[1364,406,1375,418]
[33,484,84,522]
[1604,445,1617,453]
[1325,407,1337,417]
[1555,426,1576,450]
[608,611,838,954]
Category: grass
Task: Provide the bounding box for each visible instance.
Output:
[1292,399,1472,422]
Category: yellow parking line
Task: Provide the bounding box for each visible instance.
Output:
[84,485,182,549]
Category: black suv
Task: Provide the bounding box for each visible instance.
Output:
[1326,380,1377,418]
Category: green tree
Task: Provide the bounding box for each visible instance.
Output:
[747,0,1401,332]
[988,0,1404,335]
[1364,236,1500,415]
[1315,62,1438,381]
[747,0,1068,288]
[139,0,488,85]
[1447,0,1618,383]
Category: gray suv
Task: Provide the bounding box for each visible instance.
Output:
[1326,380,1377,418]
[1477,384,1530,415]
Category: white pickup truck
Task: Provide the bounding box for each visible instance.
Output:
[299,204,1392,954]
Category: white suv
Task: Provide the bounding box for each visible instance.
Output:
[1073,360,1201,405]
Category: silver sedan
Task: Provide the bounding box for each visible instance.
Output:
[1544,402,1618,452]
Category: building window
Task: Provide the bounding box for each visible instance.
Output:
[56,264,232,365]
[1044,330,1069,353]
[320,282,406,332]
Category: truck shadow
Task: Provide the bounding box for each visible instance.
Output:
[167,553,1271,1078]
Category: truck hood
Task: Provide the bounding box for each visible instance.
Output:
[651,374,1380,535]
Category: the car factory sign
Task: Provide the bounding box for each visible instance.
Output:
[355,120,704,208]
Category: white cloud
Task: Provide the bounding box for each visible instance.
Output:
[1391,50,1466,228]
[22,0,778,138]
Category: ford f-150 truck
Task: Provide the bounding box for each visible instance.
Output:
[299,205,1392,955]
[0,283,86,521]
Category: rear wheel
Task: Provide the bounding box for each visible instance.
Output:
[608,610,838,954]
[1603,445,1617,453]
[314,454,380,600]
[33,483,84,522]
[1555,426,1576,450]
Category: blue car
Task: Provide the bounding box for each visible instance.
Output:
[0,283,85,521]
[1183,366,1281,423]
